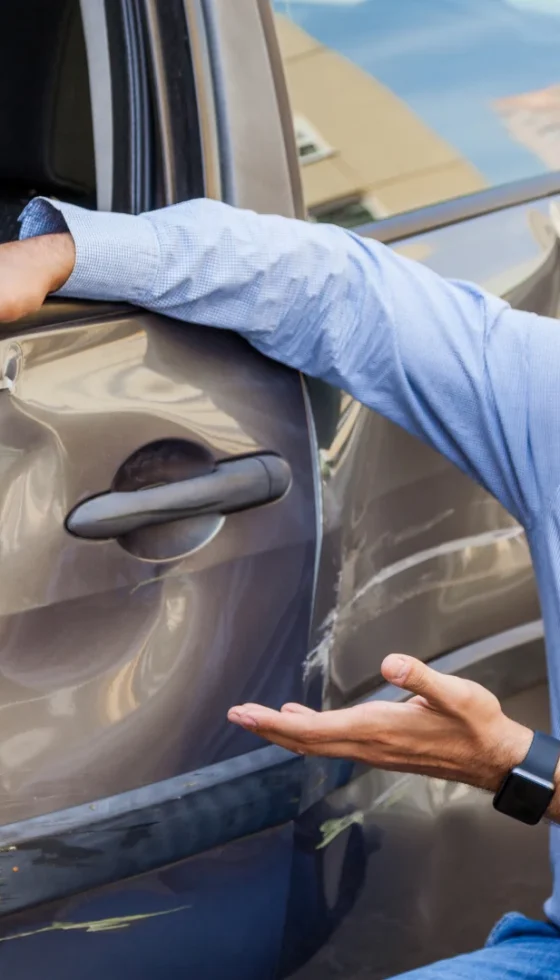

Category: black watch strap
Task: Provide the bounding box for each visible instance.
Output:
[522,731,560,781]
[493,730,560,825]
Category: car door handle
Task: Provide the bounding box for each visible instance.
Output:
[66,454,292,540]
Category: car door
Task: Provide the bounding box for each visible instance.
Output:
[0,3,318,979]
[270,2,558,977]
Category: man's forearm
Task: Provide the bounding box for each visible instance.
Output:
[16,195,552,526]
[5,202,560,836]
[0,233,75,323]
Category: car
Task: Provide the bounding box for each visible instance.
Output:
[0,1,555,977]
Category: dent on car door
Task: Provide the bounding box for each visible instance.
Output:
[0,2,318,976]
[0,310,315,821]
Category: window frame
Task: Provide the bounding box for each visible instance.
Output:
[79,0,205,216]
[360,171,560,245]
[142,0,205,208]
[270,8,560,242]
[79,0,114,212]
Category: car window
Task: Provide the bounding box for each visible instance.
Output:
[273,0,560,229]
[0,0,95,243]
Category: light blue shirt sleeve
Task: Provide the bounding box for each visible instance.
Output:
[19,196,560,529]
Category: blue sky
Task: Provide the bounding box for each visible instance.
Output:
[274,0,560,184]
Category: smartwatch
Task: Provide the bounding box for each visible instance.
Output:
[493,731,560,825]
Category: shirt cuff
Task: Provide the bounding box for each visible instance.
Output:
[18,198,160,304]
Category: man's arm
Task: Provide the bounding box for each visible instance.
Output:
[229,654,560,826]
[16,195,559,528]
[0,232,75,322]
[7,197,560,821]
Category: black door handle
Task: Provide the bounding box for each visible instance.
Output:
[66,454,292,540]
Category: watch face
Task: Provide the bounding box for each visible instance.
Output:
[494,768,555,825]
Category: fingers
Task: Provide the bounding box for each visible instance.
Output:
[281,703,315,715]
[381,654,487,716]
[228,700,375,745]
[228,703,317,736]
[228,702,315,731]
[227,703,364,759]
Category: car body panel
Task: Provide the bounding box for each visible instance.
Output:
[0,6,317,978]
[0,823,295,980]
[289,653,550,979]
[0,308,316,825]
[313,196,560,707]
[0,0,558,978]
[291,195,558,975]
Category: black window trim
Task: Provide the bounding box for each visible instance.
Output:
[142,0,205,208]
[120,0,153,214]
[79,0,155,215]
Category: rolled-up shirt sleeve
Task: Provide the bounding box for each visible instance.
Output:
[19,195,556,528]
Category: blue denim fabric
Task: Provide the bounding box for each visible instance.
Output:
[393,914,560,979]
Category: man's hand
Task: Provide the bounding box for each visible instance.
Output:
[0,233,75,323]
[228,654,534,792]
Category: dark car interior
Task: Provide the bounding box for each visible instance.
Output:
[0,0,95,244]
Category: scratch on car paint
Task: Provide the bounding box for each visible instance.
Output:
[333,525,529,628]
[304,514,469,689]
[392,509,455,547]
[304,606,338,682]
[309,772,328,794]
[0,692,51,713]
[363,508,456,563]
[349,526,524,606]
[130,570,179,595]
[317,811,364,849]
[0,906,190,943]
[304,570,343,684]
[370,774,412,811]
[304,524,524,696]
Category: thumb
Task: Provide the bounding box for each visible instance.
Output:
[381,654,477,714]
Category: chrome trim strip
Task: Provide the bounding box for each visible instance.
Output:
[357,173,560,244]
[301,376,324,629]
[143,0,176,204]
[122,0,151,213]
[199,0,296,216]
[0,746,302,918]
[79,0,113,211]
[184,0,222,201]
[365,620,545,704]
[257,0,305,220]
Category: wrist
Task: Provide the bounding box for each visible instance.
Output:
[478,718,533,792]
[43,233,76,293]
[18,233,76,297]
